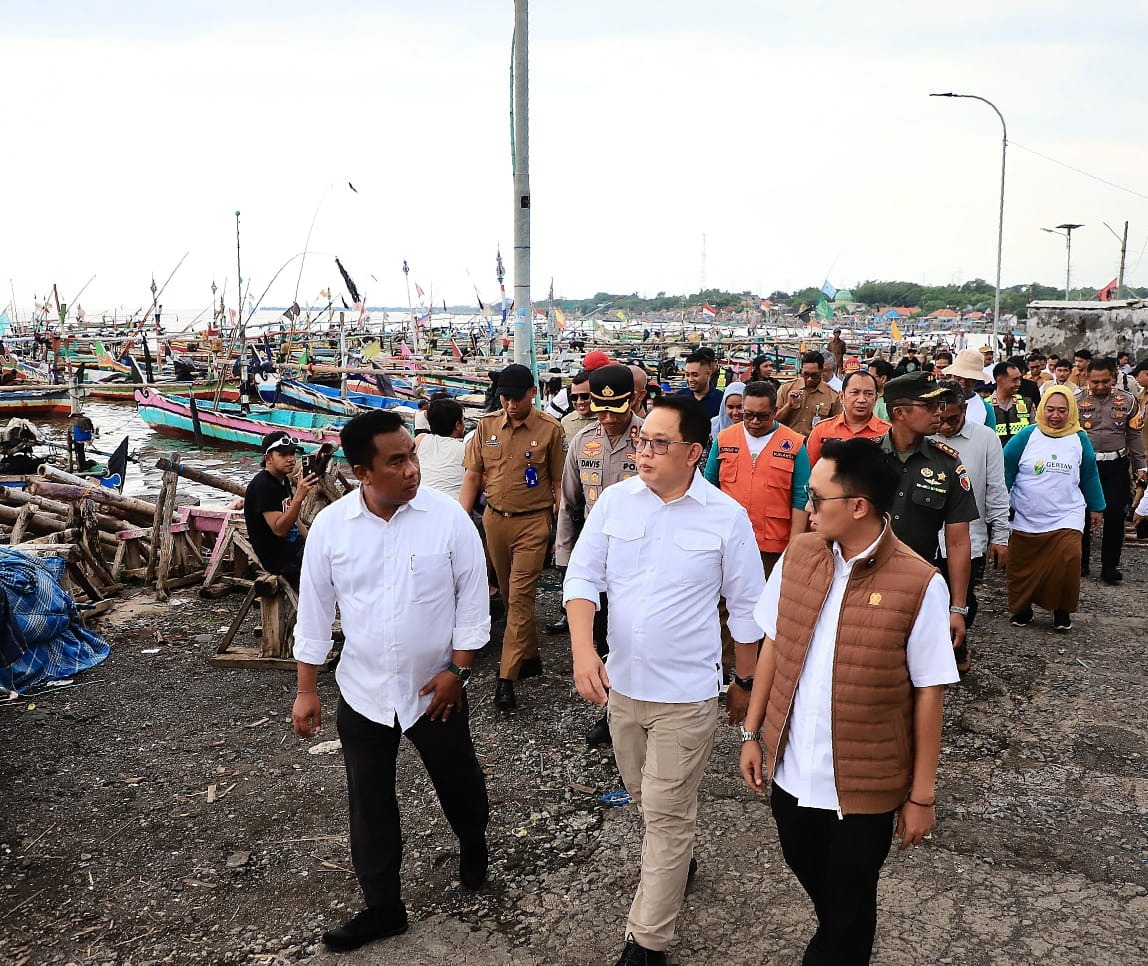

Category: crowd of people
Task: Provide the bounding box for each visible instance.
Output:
[258,334,1147,965]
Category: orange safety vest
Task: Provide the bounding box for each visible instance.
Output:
[715,422,805,553]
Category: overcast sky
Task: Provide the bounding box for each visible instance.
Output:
[3,0,1146,323]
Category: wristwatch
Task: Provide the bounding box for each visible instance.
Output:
[740,727,761,743]
[447,663,472,686]
[949,605,970,616]
[732,674,755,691]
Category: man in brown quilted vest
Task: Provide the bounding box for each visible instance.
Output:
[739,438,959,965]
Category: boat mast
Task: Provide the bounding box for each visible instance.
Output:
[236,210,249,410]
[512,0,533,376]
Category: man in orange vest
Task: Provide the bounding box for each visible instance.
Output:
[703,380,810,721]
[805,366,890,466]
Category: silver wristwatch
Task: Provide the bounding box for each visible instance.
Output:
[740,727,761,743]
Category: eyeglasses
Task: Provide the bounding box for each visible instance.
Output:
[634,435,694,455]
[742,411,773,423]
[807,491,861,511]
[898,400,946,413]
[569,393,592,401]
[801,371,821,379]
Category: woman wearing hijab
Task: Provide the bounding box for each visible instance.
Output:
[1002,386,1105,631]
[711,381,746,438]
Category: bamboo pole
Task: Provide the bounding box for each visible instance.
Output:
[154,457,246,497]
[0,485,122,534]
[28,480,156,523]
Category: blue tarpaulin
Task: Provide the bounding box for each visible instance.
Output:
[0,548,109,694]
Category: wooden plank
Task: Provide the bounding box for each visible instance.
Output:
[215,583,260,654]
[207,648,298,671]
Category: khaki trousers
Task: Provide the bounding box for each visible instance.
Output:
[483,507,551,680]
[719,550,779,673]
[608,690,719,951]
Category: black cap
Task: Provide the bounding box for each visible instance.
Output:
[261,430,304,455]
[882,371,950,405]
[1132,359,1148,376]
[589,364,634,413]
[495,364,535,398]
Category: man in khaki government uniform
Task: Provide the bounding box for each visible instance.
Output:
[1077,356,1146,583]
[776,350,843,437]
[554,364,643,747]
[460,364,566,710]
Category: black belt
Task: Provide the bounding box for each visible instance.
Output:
[486,505,550,518]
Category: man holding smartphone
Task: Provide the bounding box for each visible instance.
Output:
[244,430,319,588]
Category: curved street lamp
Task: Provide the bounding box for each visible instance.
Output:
[930,93,1007,358]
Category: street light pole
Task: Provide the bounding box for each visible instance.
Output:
[1041,224,1084,299]
[930,92,1006,359]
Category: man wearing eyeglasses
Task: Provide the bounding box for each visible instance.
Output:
[776,351,842,437]
[739,437,959,965]
[560,370,596,444]
[931,382,1010,673]
[877,372,979,656]
[564,395,765,966]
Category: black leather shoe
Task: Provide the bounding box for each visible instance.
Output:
[519,656,543,679]
[494,678,516,710]
[1101,567,1123,585]
[489,594,505,622]
[459,837,488,890]
[586,714,612,747]
[687,856,698,884]
[615,934,667,965]
[545,614,569,634]
[321,906,408,952]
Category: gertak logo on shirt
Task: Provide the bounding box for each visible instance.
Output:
[1034,454,1074,476]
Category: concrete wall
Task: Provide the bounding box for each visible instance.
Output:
[1026,300,1148,358]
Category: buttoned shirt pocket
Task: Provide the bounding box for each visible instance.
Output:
[410,552,452,603]
[909,486,946,528]
[603,516,645,572]
[671,528,722,585]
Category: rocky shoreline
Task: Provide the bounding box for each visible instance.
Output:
[2,561,1145,965]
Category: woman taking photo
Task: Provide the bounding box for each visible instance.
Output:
[1003,386,1105,631]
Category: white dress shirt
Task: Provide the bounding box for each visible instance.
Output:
[755,530,958,811]
[563,473,765,703]
[293,485,490,729]
[932,420,1010,557]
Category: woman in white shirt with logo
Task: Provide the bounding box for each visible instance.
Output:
[1002,386,1105,631]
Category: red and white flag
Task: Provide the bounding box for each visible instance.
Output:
[415,282,426,300]
[701,304,718,319]
[1097,278,1118,301]
[451,339,463,360]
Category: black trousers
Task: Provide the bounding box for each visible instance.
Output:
[336,696,489,911]
[935,554,985,628]
[771,785,896,966]
[1082,456,1130,572]
[594,594,610,658]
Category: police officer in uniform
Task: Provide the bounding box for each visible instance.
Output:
[1077,356,1147,583]
[460,364,566,710]
[878,372,980,654]
[990,360,1032,445]
[554,365,643,746]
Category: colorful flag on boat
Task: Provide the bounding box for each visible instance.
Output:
[415,309,431,328]
[616,310,627,322]
[399,341,412,358]
[820,280,838,300]
[335,257,362,305]
[415,282,426,300]
[701,304,718,319]
[554,307,566,330]
[816,296,834,322]
[1097,278,1118,301]
[0,309,10,336]
[451,339,463,360]
[362,340,381,360]
[890,320,903,342]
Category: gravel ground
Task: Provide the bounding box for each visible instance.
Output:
[2,558,1146,965]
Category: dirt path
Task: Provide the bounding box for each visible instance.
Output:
[2,560,1145,965]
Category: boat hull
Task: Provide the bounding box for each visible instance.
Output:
[0,388,72,416]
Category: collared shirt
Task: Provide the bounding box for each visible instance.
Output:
[555,414,643,566]
[777,379,842,437]
[1077,388,1147,470]
[755,531,958,811]
[932,421,1010,557]
[674,385,724,419]
[463,406,566,513]
[879,433,980,561]
[804,411,890,465]
[293,486,490,729]
[560,409,597,444]
[563,473,765,703]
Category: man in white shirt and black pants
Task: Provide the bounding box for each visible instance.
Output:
[291,409,492,953]
[565,395,765,966]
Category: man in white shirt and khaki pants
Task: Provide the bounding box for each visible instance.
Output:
[291,410,492,953]
[565,395,765,966]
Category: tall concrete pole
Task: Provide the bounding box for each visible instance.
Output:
[512,0,533,371]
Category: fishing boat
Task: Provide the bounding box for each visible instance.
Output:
[0,386,72,416]
[86,379,241,403]
[134,387,356,454]
[258,377,422,417]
